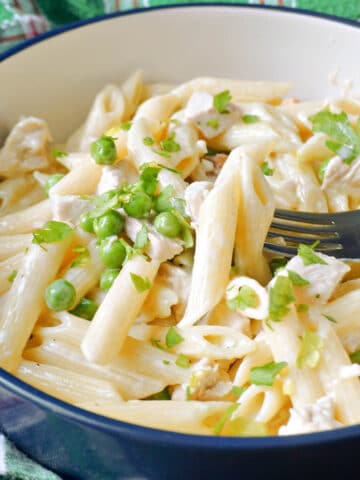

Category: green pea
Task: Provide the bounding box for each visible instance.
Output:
[154,212,182,238]
[79,211,95,233]
[93,209,124,239]
[44,174,65,196]
[123,191,152,218]
[45,279,76,311]
[70,297,98,320]
[99,237,126,268]
[100,268,120,291]
[90,135,117,165]
[154,186,173,213]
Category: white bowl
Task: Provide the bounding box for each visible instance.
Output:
[1,5,359,143]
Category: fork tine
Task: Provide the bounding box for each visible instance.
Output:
[274,209,335,225]
[266,231,341,246]
[264,242,343,257]
[271,221,338,234]
[263,243,298,257]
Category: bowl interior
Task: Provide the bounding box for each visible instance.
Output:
[1,5,359,143]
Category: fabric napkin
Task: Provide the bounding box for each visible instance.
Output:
[0,0,359,54]
[0,0,359,478]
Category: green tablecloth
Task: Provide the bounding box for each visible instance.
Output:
[0,0,359,478]
[0,0,359,54]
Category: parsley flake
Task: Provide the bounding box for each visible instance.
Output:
[260,161,274,176]
[143,136,155,146]
[52,149,69,158]
[318,158,331,182]
[322,314,337,323]
[310,109,360,164]
[7,270,17,283]
[206,118,219,130]
[213,90,231,114]
[160,132,181,153]
[250,361,288,386]
[134,225,149,250]
[242,114,260,124]
[130,273,152,293]
[287,270,310,286]
[296,303,309,313]
[231,386,247,398]
[32,221,73,248]
[139,163,160,195]
[350,350,360,364]
[71,245,90,268]
[147,387,171,400]
[214,403,239,435]
[175,354,191,369]
[227,285,258,312]
[269,257,288,276]
[165,326,184,349]
[151,338,166,351]
[298,243,328,266]
[269,276,295,322]
[120,121,132,131]
[297,330,323,369]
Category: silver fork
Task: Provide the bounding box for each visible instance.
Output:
[264,209,360,259]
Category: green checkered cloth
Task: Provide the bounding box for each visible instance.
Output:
[0,0,359,54]
[0,0,359,478]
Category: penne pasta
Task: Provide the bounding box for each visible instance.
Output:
[0,73,359,437]
[81,256,160,364]
[0,237,71,372]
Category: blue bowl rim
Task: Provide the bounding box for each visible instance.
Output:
[1,3,360,450]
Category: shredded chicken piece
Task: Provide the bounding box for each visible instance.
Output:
[0,117,52,177]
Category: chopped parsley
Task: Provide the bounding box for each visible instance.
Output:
[206,118,219,130]
[214,403,239,435]
[227,285,258,312]
[163,360,170,365]
[213,90,231,114]
[260,161,274,176]
[269,276,295,322]
[298,243,328,266]
[296,303,309,313]
[350,350,360,364]
[297,330,323,369]
[7,270,17,283]
[310,109,360,164]
[151,338,166,351]
[32,221,73,248]
[165,326,184,349]
[52,149,68,158]
[269,257,288,276]
[160,132,181,154]
[143,136,155,146]
[318,158,331,182]
[287,270,310,286]
[322,314,337,323]
[139,163,160,196]
[120,121,132,131]
[175,354,191,369]
[70,245,90,268]
[242,114,260,124]
[250,361,288,386]
[134,225,149,250]
[130,273,152,293]
[231,386,247,398]
[147,387,171,400]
